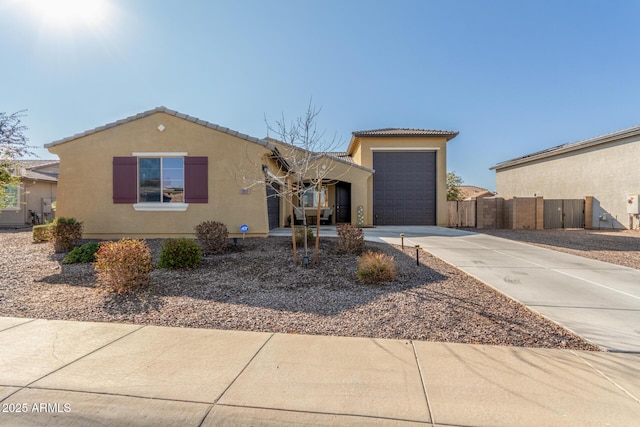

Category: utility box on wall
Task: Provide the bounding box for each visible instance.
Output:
[627,194,639,214]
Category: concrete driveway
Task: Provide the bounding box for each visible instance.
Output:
[272,226,640,352]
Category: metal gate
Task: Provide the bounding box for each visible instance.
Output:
[544,199,585,229]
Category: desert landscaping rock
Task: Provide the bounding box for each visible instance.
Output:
[0,229,599,350]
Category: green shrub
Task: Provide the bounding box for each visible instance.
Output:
[63,242,100,264]
[356,251,397,283]
[195,221,229,255]
[94,239,153,293]
[32,223,54,243]
[335,223,364,254]
[295,226,314,246]
[158,238,201,269]
[52,217,83,253]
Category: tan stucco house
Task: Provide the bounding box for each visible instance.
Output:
[491,125,640,229]
[45,107,457,238]
[0,160,58,227]
[459,185,495,200]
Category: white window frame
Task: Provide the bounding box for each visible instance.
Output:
[300,186,327,208]
[132,153,188,212]
[1,184,20,211]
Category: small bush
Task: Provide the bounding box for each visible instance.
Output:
[335,223,364,254]
[356,251,397,283]
[195,221,229,255]
[52,217,83,253]
[33,223,54,243]
[295,226,314,246]
[63,242,100,264]
[94,239,153,293]
[158,238,201,269]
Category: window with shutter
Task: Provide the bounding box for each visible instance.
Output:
[184,156,208,203]
[113,157,137,204]
[112,155,208,210]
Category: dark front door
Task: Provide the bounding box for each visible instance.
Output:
[266,184,280,229]
[335,182,351,223]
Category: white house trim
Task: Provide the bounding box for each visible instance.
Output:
[132,152,188,157]
[133,203,189,212]
[370,147,440,151]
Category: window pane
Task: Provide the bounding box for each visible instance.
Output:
[1,185,19,209]
[300,187,327,208]
[162,157,184,203]
[139,158,161,202]
[302,191,314,207]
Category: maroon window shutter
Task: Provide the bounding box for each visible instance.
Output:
[113,157,137,204]
[184,156,208,203]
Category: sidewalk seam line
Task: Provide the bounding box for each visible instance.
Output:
[569,350,640,404]
[212,332,275,409]
[214,403,431,424]
[0,318,38,333]
[15,386,216,405]
[22,324,147,389]
[411,340,435,425]
[0,316,41,332]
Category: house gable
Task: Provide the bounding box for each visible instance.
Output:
[346,128,458,226]
[46,109,274,238]
[491,125,640,230]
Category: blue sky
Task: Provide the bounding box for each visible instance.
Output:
[2,0,639,191]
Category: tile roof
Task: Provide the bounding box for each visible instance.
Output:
[264,138,373,173]
[320,152,354,163]
[18,159,60,170]
[459,185,495,199]
[352,128,459,139]
[491,125,640,170]
[12,160,59,182]
[44,106,275,150]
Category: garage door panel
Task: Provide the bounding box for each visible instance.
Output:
[373,152,436,225]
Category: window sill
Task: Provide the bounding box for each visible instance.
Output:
[133,203,189,212]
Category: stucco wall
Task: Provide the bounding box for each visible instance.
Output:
[495,136,640,229]
[48,112,272,238]
[269,141,372,227]
[352,135,450,226]
[0,181,57,226]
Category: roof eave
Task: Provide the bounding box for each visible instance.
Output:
[44,106,276,151]
[491,125,640,171]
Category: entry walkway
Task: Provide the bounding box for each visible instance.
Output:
[272,226,640,352]
[1,317,639,426]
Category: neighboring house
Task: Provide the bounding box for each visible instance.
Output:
[45,107,457,238]
[459,185,495,200]
[491,125,640,229]
[0,160,58,227]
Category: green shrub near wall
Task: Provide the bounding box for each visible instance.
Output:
[32,224,55,243]
[158,238,202,269]
[52,217,83,253]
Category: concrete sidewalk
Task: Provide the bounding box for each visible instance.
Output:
[1,317,639,426]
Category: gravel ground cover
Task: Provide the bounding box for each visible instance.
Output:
[0,229,599,350]
[473,228,640,270]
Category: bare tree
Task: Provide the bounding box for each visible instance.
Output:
[1,110,34,208]
[239,101,346,265]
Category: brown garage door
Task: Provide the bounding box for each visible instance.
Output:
[373,151,436,225]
